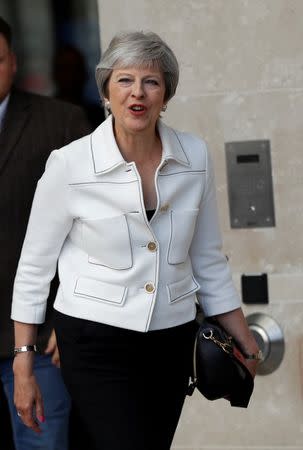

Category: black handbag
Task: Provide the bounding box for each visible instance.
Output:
[187,317,254,408]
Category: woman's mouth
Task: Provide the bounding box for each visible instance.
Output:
[129,104,146,115]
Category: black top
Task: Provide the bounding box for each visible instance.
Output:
[146,209,155,221]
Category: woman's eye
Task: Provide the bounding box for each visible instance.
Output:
[145,79,159,86]
[118,78,132,84]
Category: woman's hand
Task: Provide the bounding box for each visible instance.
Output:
[244,358,259,378]
[13,353,45,433]
[215,308,260,379]
[45,329,60,368]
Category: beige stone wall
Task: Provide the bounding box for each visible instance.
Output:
[97,1,303,448]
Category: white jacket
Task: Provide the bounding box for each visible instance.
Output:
[11,116,240,332]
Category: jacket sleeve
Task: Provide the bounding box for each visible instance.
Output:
[189,145,241,316]
[11,150,73,324]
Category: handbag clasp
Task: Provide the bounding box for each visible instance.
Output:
[202,329,233,354]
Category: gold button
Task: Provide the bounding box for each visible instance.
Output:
[144,283,155,293]
[147,241,157,252]
[160,203,169,212]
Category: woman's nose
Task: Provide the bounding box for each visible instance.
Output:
[131,80,144,98]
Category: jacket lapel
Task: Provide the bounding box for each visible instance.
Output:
[90,115,126,174]
[89,115,192,175]
[157,120,191,167]
[0,90,31,174]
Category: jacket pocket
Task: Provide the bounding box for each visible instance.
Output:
[81,215,132,269]
[167,209,199,264]
[167,274,200,304]
[74,277,127,306]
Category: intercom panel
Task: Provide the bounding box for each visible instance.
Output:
[225,140,275,228]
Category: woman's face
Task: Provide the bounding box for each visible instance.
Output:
[105,65,166,137]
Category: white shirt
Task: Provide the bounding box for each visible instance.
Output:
[0,94,10,132]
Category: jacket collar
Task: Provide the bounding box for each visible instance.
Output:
[90,115,190,175]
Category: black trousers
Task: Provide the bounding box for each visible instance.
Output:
[54,311,197,450]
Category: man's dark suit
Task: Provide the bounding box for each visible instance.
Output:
[0,89,92,448]
[0,89,91,358]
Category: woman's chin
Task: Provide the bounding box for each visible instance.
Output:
[124,117,155,134]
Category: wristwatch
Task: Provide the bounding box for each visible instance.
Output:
[14,345,37,356]
[244,349,263,361]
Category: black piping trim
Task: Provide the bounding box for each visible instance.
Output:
[69,180,137,186]
[167,276,199,303]
[170,129,191,166]
[159,170,206,177]
[90,133,124,174]
[74,279,127,306]
[133,174,159,331]
[90,133,96,173]
[85,214,134,270]
[167,210,174,265]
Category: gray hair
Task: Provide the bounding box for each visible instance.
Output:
[96,31,179,103]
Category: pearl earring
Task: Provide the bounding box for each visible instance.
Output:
[104,100,111,112]
[161,104,167,112]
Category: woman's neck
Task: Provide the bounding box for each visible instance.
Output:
[113,122,162,165]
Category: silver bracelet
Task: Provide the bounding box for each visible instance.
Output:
[14,345,37,356]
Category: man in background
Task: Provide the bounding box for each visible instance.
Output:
[53,44,105,129]
[0,16,91,450]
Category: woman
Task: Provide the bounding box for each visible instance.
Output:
[12,31,260,449]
